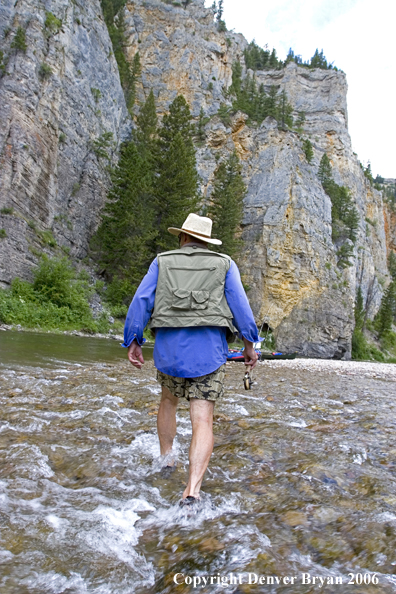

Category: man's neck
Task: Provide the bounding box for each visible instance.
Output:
[181,241,208,249]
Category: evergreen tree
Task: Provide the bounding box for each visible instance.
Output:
[216,0,226,30]
[285,48,295,63]
[269,49,278,68]
[216,0,223,21]
[135,88,157,151]
[195,107,210,142]
[229,60,242,96]
[155,95,199,251]
[243,41,271,70]
[90,92,158,303]
[207,151,246,259]
[310,49,329,69]
[278,89,293,129]
[354,286,365,331]
[375,280,396,336]
[296,111,306,129]
[318,153,332,186]
[265,85,279,119]
[388,251,396,280]
[302,138,313,163]
[317,153,359,267]
[228,64,294,128]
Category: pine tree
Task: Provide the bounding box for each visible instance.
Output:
[302,138,313,163]
[216,0,223,21]
[135,88,157,152]
[296,111,306,129]
[285,48,295,63]
[354,286,365,331]
[318,153,332,186]
[155,95,199,252]
[265,85,279,119]
[90,92,158,303]
[317,153,359,266]
[388,251,396,280]
[278,89,293,129]
[310,49,328,69]
[269,49,278,68]
[207,151,246,259]
[375,280,396,336]
[195,107,209,142]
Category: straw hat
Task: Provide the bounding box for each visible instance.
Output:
[168,213,222,246]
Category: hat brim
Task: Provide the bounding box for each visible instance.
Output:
[168,227,222,246]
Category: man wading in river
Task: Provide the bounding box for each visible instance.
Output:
[124,213,259,506]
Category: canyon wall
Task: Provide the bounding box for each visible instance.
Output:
[0,0,392,357]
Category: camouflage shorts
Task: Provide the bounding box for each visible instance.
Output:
[156,365,226,402]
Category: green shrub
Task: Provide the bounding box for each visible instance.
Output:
[351,330,383,361]
[0,256,107,333]
[11,27,27,52]
[38,229,57,246]
[91,87,102,103]
[1,207,13,215]
[109,303,128,318]
[44,12,62,35]
[59,133,66,143]
[0,50,6,76]
[39,63,52,80]
[0,229,7,239]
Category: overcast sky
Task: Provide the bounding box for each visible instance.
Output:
[204,0,395,178]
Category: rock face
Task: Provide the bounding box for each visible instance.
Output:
[0,0,130,284]
[0,0,393,357]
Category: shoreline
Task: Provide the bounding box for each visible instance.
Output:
[1,324,395,373]
[0,323,126,343]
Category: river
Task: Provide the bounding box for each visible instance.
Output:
[1,330,396,593]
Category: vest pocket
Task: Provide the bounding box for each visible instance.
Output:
[171,289,191,309]
[191,290,210,310]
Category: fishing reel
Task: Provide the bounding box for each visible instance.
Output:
[244,371,253,390]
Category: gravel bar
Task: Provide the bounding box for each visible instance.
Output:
[257,357,396,381]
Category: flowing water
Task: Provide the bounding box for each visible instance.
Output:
[1,331,396,593]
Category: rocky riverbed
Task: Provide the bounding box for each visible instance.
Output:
[1,356,396,593]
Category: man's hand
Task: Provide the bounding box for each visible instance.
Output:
[243,338,259,370]
[128,340,145,369]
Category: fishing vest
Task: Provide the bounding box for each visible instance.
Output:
[149,246,235,332]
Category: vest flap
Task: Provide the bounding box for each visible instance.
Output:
[173,289,190,299]
[192,290,210,304]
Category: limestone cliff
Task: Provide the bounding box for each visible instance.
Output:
[0,0,130,284]
[0,0,392,358]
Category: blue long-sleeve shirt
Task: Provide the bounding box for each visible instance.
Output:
[123,257,259,378]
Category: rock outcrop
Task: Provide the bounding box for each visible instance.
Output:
[0,0,130,284]
[0,0,393,358]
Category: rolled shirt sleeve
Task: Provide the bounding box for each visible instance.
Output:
[122,258,158,348]
[224,260,259,343]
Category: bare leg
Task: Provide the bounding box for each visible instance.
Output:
[182,399,214,499]
[157,386,178,458]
